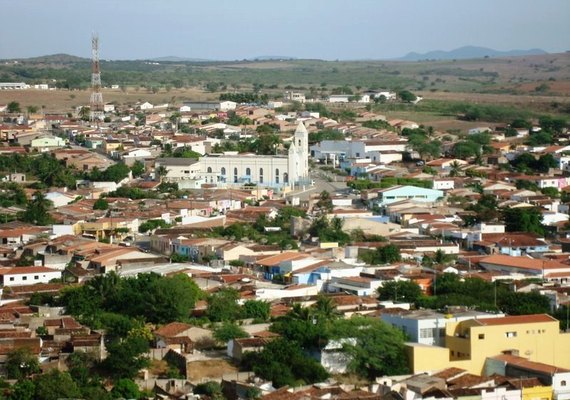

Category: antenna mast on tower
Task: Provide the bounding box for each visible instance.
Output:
[90,33,104,125]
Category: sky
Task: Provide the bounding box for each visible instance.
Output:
[1,0,569,60]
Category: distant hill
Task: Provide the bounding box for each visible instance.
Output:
[251,56,297,61]
[149,56,212,62]
[398,46,548,61]
[4,53,89,63]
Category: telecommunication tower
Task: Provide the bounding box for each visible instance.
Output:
[90,34,104,123]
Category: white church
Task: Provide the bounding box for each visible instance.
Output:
[156,122,310,190]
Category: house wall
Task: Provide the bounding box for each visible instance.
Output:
[377,187,444,206]
[1,270,61,286]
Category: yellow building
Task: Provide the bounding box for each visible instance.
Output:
[407,314,570,375]
[520,383,552,400]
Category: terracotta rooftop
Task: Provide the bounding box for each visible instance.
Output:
[474,314,557,326]
[0,266,59,275]
[154,322,193,338]
[256,252,307,267]
[490,353,570,374]
[479,255,570,271]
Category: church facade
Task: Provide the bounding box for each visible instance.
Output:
[157,122,310,190]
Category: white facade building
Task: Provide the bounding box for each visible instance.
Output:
[157,123,309,189]
[0,266,62,286]
[200,122,309,188]
[381,310,504,346]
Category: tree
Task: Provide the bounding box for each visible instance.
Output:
[242,339,328,388]
[378,281,422,303]
[131,160,145,177]
[242,300,270,321]
[155,165,168,182]
[26,105,39,114]
[213,321,249,343]
[207,288,242,322]
[313,295,338,320]
[21,191,53,226]
[362,244,401,265]
[502,207,544,235]
[110,378,141,400]
[398,90,417,103]
[33,370,81,400]
[7,101,21,113]
[328,316,409,379]
[448,160,463,177]
[9,379,35,400]
[78,106,90,121]
[5,348,40,379]
[102,335,150,379]
[93,197,109,210]
[315,190,333,214]
[144,273,201,323]
[194,381,224,400]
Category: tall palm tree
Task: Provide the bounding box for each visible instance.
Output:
[288,303,312,321]
[449,161,463,177]
[314,295,337,320]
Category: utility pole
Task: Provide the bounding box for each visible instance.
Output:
[90,33,104,128]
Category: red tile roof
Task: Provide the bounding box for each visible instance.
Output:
[491,353,570,374]
[154,322,192,338]
[0,266,59,275]
[474,314,557,326]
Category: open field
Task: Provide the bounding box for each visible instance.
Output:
[186,359,238,382]
[0,87,216,113]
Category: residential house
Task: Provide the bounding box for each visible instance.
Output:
[0,266,61,286]
[328,275,383,296]
[485,354,570,400]
[370,186,444,207]
[30,135,66,152]
[227,337,272,361]
[381,310,504,347]
[478,255,570,280]
[407,314,570,375]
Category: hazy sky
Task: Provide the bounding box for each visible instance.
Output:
[1,0,569,60]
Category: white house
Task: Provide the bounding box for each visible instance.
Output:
[284,92,305,103]
[45,191,77,208]
[328,95,351,103]
[179,105,192,113]
[219,101,237,112]
[139,102,154,110]
[432,178,455,191]
[381,310,504,346]
[0,266,61,286]
[103,104,115,112]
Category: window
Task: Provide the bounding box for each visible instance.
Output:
[478,334,485,340]
[9,277,14,282]
[22,276,27,281]
[34,275,39,280]
[207,167,212,173]
[505,331,517,338]
[234,167,238,183]
[275,168,280,184]
[246,167,251,176]
[284,172,289,184]
[561,380,567,387]
[221,167,226,176]
[259,168,264,183]
[420,328,434,339]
